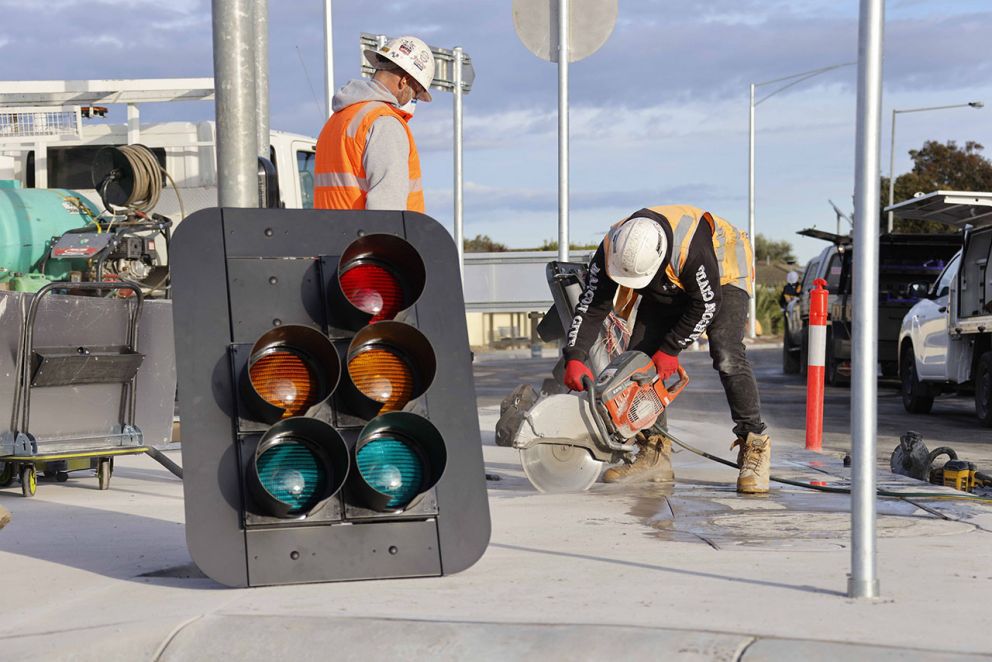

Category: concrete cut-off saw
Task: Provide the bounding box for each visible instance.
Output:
[504,350,688,493]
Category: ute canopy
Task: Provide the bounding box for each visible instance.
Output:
[886,191,992,229]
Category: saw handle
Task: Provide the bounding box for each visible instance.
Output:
[655,366,690,405]
[580,375,637,453]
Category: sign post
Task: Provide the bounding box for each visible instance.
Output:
[512,0,617,262]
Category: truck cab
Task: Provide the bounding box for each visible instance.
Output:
[895,191,992,425]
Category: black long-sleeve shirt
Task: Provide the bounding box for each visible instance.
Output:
[563,208,722,363]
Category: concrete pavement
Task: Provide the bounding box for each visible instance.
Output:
[1,347,992,660]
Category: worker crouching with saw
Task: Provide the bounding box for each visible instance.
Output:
[563,205,771,493]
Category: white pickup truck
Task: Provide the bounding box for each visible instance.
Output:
[895,191,992,425]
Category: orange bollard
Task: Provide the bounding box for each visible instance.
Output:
[805,278,828,451]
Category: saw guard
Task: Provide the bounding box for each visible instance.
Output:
[511,393,617,464]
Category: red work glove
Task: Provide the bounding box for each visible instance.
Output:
[563,360,594,392]
[651,351,679,381]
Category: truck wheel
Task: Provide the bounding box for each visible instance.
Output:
[974,352,992,427]
[782,322,800,374]
[900,348,933,414]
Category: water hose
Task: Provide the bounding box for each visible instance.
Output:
[663,430,992,504]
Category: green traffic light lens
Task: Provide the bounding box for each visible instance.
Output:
[256,440,328,514]
[355,437,424,509]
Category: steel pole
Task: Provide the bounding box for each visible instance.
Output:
[747,83,757,338]
[454,46,465,281]
[557,0,569,263]
[323,0,334,118]
[212,0,258,207]
[887,108,896,233]
[254,0,269,160]
[849,0,884,600]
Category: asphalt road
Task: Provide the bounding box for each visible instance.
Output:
[474,344,992,467]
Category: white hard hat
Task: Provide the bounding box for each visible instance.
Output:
[605,217,668,289]
[786,271,800,285]
[364,36,435,102]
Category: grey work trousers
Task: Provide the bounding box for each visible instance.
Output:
[628,285,767,438]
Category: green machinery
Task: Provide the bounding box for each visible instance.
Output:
[0,181,97,288]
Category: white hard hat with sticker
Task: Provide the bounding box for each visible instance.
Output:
[605,217,669,290]
[364,36,435,102]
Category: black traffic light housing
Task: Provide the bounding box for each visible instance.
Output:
[170,208,490,587]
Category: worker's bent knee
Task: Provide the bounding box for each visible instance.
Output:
[711,345,748,375]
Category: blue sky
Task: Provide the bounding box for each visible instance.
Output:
[1,0,990,262]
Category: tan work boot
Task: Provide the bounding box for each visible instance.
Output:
[731,432,771,494]
[603,433,675,484]
[0,505,10,531]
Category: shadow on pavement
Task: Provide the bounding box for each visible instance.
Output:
[0,498,222,590]
[490,542,846,597]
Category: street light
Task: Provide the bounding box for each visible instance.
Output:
[886,101,984,232]
[747,61,856,338]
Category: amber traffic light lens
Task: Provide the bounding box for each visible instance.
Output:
[348,347,414,412]
[249,349,319,418]
[340,263,403,323]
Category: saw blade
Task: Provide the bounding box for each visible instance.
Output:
[520,443,603,493]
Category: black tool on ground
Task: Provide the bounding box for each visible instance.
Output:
[887,431,992,493]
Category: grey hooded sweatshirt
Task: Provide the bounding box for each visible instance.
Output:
[330,79,415,211]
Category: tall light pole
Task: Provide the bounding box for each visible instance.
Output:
[886,101,984,232]
[747,61,856,338]
[849,0,885,600]
[323,0,334,117]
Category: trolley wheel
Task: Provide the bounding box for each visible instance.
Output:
[97,458,113,491]
[0,462,14,488]
[56,471,69,483]
[20,464,37,497]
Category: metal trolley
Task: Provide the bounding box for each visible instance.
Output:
[0,281,148,497]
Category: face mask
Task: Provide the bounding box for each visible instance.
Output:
[399,98,417,117]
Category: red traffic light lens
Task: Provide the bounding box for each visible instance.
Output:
[340,263,402,323]
[249,349,319,418]
[348,347,414,412]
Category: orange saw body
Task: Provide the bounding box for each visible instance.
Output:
[595,352,689,441]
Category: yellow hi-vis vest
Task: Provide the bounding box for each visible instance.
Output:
[649,204,754,296]
[313,101,425,212]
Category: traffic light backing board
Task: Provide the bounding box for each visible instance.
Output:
[171,208,491,587]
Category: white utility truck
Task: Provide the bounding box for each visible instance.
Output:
[894,191,992,425]
[0,78,318,216]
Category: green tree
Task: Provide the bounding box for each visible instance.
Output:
[754,234,796,263]
[464,234,508,252]
[882,140,992,233]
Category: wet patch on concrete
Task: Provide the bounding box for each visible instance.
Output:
[617,481,976,552]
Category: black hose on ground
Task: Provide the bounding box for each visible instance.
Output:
[145,447,182,479]
[663,430,992,503]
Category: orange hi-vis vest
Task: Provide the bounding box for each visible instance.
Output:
[649,204,754,296]
[314,101,424,212]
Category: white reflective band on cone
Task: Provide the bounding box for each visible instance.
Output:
[808,324,827,367]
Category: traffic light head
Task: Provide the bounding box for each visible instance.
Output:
[333,233,426,329]
[243,324,340,422]
[171,208,490,587]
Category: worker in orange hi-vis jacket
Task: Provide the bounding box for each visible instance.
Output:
[314,36,434,212]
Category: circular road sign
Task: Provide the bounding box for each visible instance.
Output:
[512,0,618,63]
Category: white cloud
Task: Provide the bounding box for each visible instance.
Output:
[74,34,126,50]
